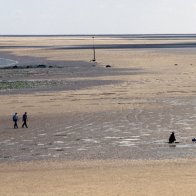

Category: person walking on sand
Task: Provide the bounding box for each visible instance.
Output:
[22,112,28,128]
[13,113,18,129]
[169,131,176,143]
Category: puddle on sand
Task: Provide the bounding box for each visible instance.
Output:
[123,138,140,141]
[54,141,64,144]
[64,146,72,149]
[176,144,196,148]
[104,136,121,139]
[39,133,47,136]
[184,127,192,130]
[118,141,136,147]
[77,148,88,151]
[153,140,167,144]
[82,139,100,143]
[37,143,45,146]
[142,134,150,136]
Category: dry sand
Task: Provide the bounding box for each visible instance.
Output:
[0,35,196,195]
[1,159,196,196]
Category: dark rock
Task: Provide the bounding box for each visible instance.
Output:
[106,65,111,68]
[3,156,11,159]
[56,148,64,152]
[37,64,47,68]
[12,65,18,69]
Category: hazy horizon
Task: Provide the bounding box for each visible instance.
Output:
[1,0,196,35]
[1,34,196,37]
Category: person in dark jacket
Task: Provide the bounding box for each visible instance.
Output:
[22,112,28,128]
[13,113,18,129]
[169,132,176,143]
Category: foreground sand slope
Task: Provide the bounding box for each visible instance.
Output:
[0,159,196,196]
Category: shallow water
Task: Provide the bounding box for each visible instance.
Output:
[0,58,18,67]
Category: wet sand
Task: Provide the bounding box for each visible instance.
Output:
[0,97,196,162]
[0,35,196,195]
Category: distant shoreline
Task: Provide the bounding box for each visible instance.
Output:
[0,58,18,68]
[1,34,196,38]
[1,43,196,50]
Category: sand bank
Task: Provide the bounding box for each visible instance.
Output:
[0,159,196,196]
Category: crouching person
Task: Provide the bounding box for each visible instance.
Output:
[169,131,176,143]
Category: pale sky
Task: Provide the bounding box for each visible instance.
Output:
[1,0,196,35]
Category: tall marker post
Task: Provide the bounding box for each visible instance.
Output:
[92,36,96,62]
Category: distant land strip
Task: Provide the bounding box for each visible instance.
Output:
[1,42,196,50]
[1,34,196,39]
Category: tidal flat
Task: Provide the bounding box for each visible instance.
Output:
[0,35,196,162]
[1,35,196,196]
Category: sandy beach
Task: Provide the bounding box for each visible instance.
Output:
[0,35,196,195]
[1,159,196,196]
